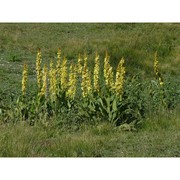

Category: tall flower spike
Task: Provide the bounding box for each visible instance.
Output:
[56,48,61,91]
[93,52,100,94]
[36,48,42,90]
[22,63,28,96]
[39,64,48,97]
[77,54,83,74]
[49,59,57,101]
[67,64,77,99]
[115,58,126,98]
[104,51,114,91]
[60,57,68,91]
[154,51,164,86]
[81,54,92,98]
[154,51,159,76]
[57,48,61,62]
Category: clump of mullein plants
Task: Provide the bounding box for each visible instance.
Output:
[16,49,176,127]
[148,51,176,111]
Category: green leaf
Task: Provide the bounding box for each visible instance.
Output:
[112,98,117,112]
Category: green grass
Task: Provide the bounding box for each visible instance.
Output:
[0,106,180,157]
[0,23,180,157]
[0,23,179,98]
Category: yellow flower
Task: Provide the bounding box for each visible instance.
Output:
[49,59,57,101]
[154,51,159,76]
[39,64,48,97]
[67,64,77,99]
[36,48,42,90]
[104,51,114,91]
[159,81,164,86]
[60,57,68,91]
[93,52,100,93]
[22,63,28,96]
[115,58,126,97]
[81,55,92,98]
[154,51,164,86]
[56,48,61,86]
[57,48,61,61]
[77,54,83,74]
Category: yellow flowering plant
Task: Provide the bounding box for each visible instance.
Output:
[81,54,92,98]
[36,48,42,91]
[154,51,164,87]
[103,51,114,92]
[152,51,167,108]
[22,63,28,97]
[56,48,61,89]
[93,52,100,94]
[77,54,83,75]
[49,59,57,102]
[66,64,77,99]
[60,57,68,91]
[114,57,126,99]
[39,64,48,98]
[16,48,175,128]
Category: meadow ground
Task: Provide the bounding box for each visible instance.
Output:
[0,107,180,157]
[0,23,180,157]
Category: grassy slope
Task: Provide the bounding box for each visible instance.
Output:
[0,23,180,157]
[0,23,179,97]
[0,107,180,157]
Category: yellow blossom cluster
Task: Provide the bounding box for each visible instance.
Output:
[81,55,92,98]
[93,52,100,94]
[36,48,42,90]
[114,58,126,98]
[39,64,48,97]
[77,54,83,74]
[56,48,61,86]
[23,49,129,102]
[104,51,114,91]
[49,59,57,101]
[60,57,68,91]
[66,64,77,99]
[22,63,28,96]
[154,51,163,86]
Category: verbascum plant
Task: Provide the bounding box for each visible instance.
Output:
[154,51,159,76]
[77,54,83,74]
[39,64,48,97]
[81,55,92,98]
[66,64,77,99]
[104,51,114,91]
[93,52,100,94]
[115,58,126,98]
[154,51,164,86]
[22,63,28,96]
[56,48,61,86]
[36,48,42,90]
[49,59,57,101]
[60,57,68,91]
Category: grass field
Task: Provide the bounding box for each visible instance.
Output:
[1,108,180,157]
[0,23,180,157]
[0,23,179,98]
